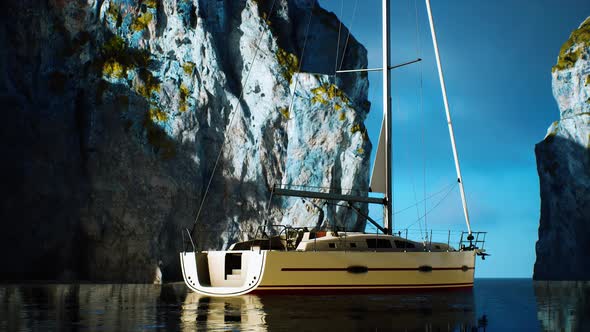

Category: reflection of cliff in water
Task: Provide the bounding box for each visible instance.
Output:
[0,284,187,331]
[181,290,478,331]
[535,281,590,331]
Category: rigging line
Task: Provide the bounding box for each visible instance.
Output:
[262,186,275,234]
[402,182,457,231]
[337,0,359,71]
[287,0,316,116]
[393,182,455,215]
[191,0,279,234]
[334,0,344,74]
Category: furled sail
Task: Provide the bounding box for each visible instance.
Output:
[369,116,386,194]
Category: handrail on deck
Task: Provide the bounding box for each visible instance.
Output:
[459,231,487,251]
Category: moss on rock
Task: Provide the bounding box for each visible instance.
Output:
[136,69,161,99]
[278,107,290,119]
[276,48,299,82]
[149,107,168,122]
[182,62,195,75]
[311,83,350,111]
[350,122,369,140]
[179,84,190,112]
[143,113,176,160]
[143,0,158,9]
[103,59,127,78]
[553,17,590,72]
[106,3,122,28]
[131,12,153,32]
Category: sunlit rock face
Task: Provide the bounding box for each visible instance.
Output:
[534,17,590,280]
[0,0,370,282]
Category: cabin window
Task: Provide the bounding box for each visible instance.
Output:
[350,243,357,248]
[394,240,416,249]
[328,243,336,248]
[366,239,392,249]
[309,231,327,240]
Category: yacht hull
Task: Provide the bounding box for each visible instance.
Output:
[180,250,476,296]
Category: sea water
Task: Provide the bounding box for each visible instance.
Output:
[0,279,588,331]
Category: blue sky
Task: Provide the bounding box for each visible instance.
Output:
[317,0,590,277]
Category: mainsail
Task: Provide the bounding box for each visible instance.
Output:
[369,116,386,194]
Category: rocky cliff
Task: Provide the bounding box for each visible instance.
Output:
[534,17,590,280]
[0,0,371,282]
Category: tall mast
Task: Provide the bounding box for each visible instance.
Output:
[425,0,472,235]
[382,0,392,235]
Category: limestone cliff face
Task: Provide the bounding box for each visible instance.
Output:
[534,17,590,280]
[0,0,371,282]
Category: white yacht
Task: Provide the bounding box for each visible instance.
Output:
[180,0,488,297]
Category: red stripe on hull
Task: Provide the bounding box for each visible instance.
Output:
[281,267,474,272]
[251,283,474,295]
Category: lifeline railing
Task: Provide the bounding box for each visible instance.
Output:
[182,226,486,253]
[459,231,487,251]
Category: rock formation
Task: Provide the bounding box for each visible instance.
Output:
[534,17,590,280]
[0,0,371,282]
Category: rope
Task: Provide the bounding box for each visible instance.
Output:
[337,0,359,71]
[393,182,455,215]
[262,186,275,234]
[334,0,344,74]
[402,183,457,231]
[191,0,279,234]
[287,0,316,118]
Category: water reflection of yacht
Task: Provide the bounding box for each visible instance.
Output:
[180,291,478,331]
[181,293,266,331]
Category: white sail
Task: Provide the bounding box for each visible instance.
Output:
[370,115,386,194]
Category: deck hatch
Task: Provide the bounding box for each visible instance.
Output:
[224,253,242,280]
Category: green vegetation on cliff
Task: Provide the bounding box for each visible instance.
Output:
[553,17,590,72]
[276,48,299,82]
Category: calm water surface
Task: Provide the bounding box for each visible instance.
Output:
[1,279,589,331]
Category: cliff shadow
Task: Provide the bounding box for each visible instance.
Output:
[0,0,93,281]
[534,134,590,280]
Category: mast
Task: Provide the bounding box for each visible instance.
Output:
[382,0,393,234]
[425,0,472,235]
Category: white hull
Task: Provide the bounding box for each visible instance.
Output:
[180,250,267,296]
